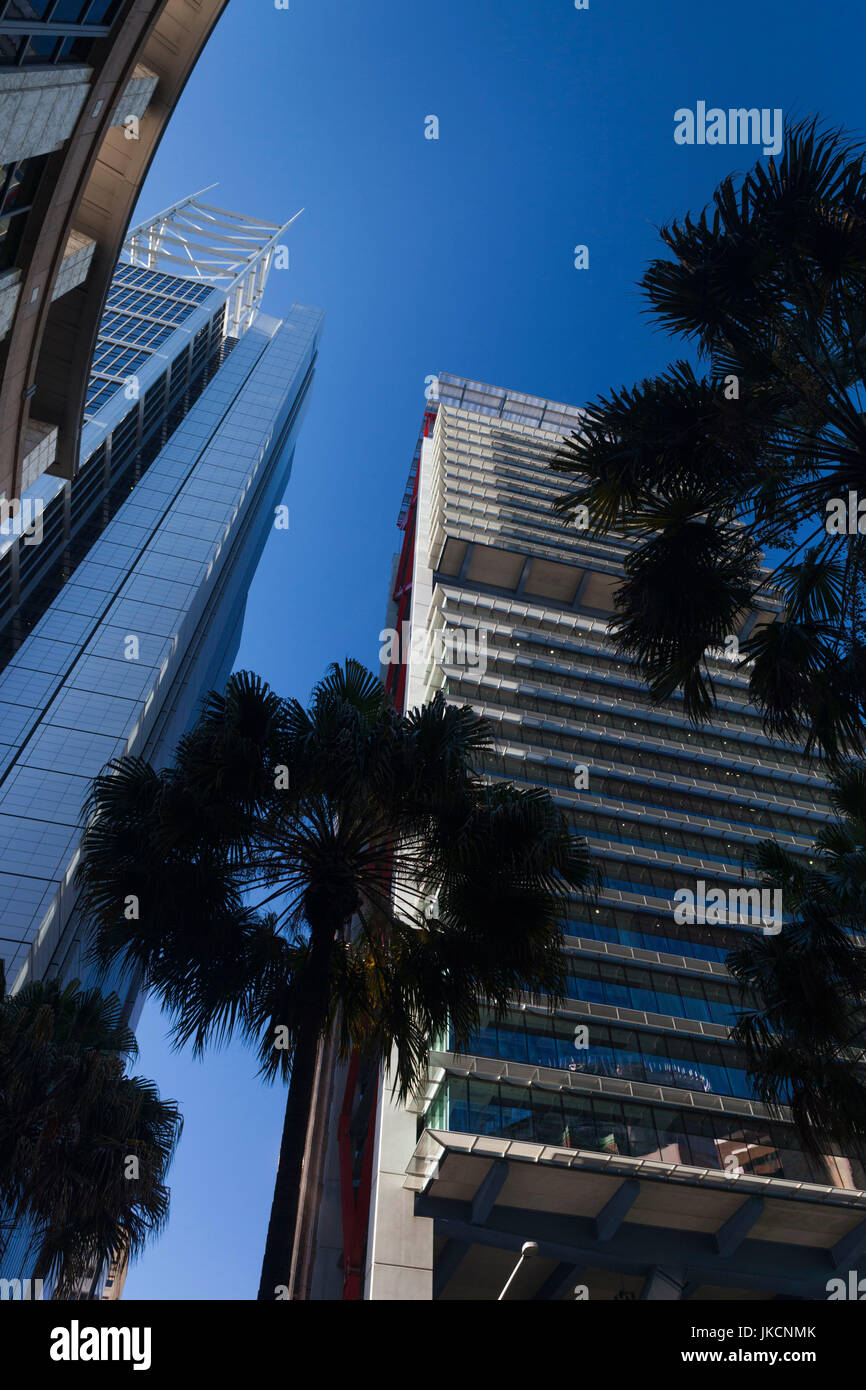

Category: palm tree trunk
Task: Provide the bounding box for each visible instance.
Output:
[288,1020,339,1299]
[256,1007,322,1300]
[257,922,334,1301]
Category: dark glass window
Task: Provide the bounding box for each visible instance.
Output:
[466,1080,501,1137]
[20,29,59,60]
[428,1077,846,1183]
[45,1,91,22]
[81,0,122,22]
[0,156,47,268]
[497,1084,534,1142]
[1,1,56,19]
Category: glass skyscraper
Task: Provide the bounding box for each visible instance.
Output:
[314,374,866,1302]
[0,194,324,1290]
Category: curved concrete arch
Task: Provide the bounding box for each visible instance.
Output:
[0,0,229,497]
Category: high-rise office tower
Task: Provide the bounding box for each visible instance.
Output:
[308,374,866,1302]
[0,0,230,498]
[0,194,323,1289]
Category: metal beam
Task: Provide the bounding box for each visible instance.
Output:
[433,1239,470,1300]
[831,1219,866,1270]
[514,556,533,596]
[124,185,218,250]
[416,1194,840,1298]
[715,1196,765,1257]
[0,19,112,34]
[472,1159,509,1225]
[534,1262,584,1301]
[457,543,474,583]
[595,1179,640,1242]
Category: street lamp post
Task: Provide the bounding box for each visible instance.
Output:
[497,1241,539,1300]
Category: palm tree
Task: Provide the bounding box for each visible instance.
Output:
[727,763,866,1171]
[552,119,866,760]
[76,660,595,1300]
[0,967,181,1297]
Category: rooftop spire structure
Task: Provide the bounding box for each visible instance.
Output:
[124,191,304,338]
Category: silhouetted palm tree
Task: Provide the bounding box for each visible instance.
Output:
[0,969,181,1296]
[727,764,866,1170]
[76,661,595,1300]
[553,119,866,759]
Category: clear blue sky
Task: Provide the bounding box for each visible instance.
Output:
[122,0,863,1298]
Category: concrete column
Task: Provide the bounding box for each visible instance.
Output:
[364,1062,434,1300]
[365,433,437,1299]
[640,1266,688,1300]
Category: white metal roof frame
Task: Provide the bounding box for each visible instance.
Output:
[122,185,303,338]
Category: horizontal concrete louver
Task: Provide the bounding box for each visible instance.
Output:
[108,63,159,129]
[0,65,91,166]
